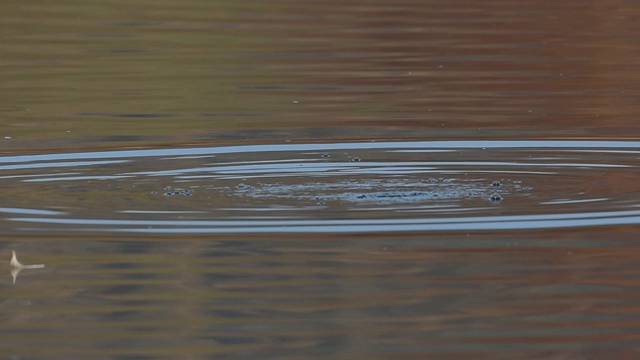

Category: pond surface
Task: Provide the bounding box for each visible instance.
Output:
[2,1,640,359]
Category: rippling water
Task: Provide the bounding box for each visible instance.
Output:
[3,140,640,235]
[4,140,640,359]
[3,0,640,359]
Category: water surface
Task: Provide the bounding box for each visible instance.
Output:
[2,140,640,234]
[2,0,640,359]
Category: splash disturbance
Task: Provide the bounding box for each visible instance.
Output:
[1,140,639,234]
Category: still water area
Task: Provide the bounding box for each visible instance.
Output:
[2,1,640,359]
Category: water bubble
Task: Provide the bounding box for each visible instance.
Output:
[351,157,361,162]
[163,188,192,197]
[489,193,503,202]
[491,181,502,187]
[321,153,331,158]
[237,183,252,190]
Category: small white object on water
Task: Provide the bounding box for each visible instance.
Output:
[10,251,45,284]
[4,136,11,140]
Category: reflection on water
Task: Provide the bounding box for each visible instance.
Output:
[5,231,640,359]
[2,139,640,358]
[2,0,640,358]
[2,140,640,234]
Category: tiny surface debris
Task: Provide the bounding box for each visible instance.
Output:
[10,251,45,284]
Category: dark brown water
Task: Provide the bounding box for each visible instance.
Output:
[2,1,640,359]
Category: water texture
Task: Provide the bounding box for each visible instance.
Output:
[2,0,640,359]
[2,140,640,235]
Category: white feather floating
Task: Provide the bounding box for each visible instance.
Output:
[10,251,45,284]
